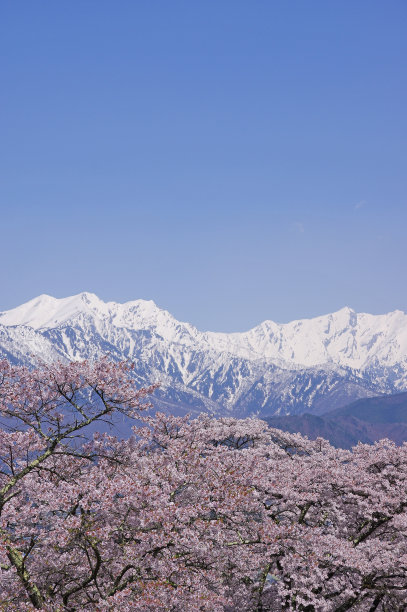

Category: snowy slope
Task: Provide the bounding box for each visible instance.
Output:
[1,292,406,417]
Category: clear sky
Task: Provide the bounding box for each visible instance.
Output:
[1,1,406,331]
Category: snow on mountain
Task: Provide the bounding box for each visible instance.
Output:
[1,293,407,417]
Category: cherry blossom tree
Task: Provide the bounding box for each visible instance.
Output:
[0,357,406,611]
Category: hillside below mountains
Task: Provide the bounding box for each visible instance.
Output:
[1,292,407,418]
[267,392,407,448]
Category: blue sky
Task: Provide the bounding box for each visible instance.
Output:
[1,1,406,331]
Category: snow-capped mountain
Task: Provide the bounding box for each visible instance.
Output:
[1,292,407,417]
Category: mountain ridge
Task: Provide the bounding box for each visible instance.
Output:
[1,293,406,418]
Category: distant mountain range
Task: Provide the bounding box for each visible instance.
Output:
[267,392,407,448]
[1,292,407,419]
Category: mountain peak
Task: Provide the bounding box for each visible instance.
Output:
[0,292,106,330]
[0,293,175,332]
[336,306,355,315]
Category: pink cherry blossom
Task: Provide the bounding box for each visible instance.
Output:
[0,358,406,610]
